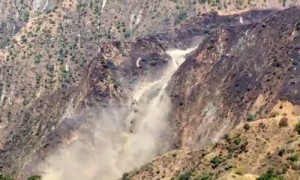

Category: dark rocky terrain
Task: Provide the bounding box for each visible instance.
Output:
[168,7,300,149]
[128,6,300,180]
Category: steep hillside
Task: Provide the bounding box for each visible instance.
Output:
[167,6,300,149]
[0,0,299,179]
[128,106,300,179]
[128,7,300,180]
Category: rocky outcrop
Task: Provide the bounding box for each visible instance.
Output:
[127,6,300,180]
[167,7,300,149]
[32,0,58,12]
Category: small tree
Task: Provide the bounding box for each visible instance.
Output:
[278,148,285,157]
[27,175,41,180]
[177,171,193,180]
[0,174,13,180]
[279,117,288,127]
[122,172,130,180]
[247,114,256,121]
[295,121,300,135]
[257,170,283,180]
[23,10,30,22]
[210,156,224,168]
[288,154,299,162]
[243,123,251,130]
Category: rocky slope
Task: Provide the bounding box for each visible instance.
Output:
[128,108,300,180]
[168,6,300,149]
[128,6,300,180]
[0,0,299,179]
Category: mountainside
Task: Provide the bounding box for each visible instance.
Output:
[0,0,300,180]
[168,7,300,149]
[128,6,300,180]
[128,111,300,180]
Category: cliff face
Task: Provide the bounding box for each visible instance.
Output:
[168,7,300,149]
[128,7,300,180]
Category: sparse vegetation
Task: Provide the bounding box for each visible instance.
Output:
[23,10,30,22]
[122,173,130,180]
[196,174,212,180]
[175,10,188,25]
[177,171,193,180]
[124,32,131,39]
[257,170,284,180]
[199,0,207,4]
[278,148,285,157]
[288,154,299,162]
[295,121,300,135]
[0,174,13,180]
[247,114,256,121]
[21,35,27,43]
[27,175,41,180]
[243,123,251,130]
[210,156,225,168]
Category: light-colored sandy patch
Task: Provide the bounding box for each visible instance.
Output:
[250,94,266,115]
[271,100,300,117]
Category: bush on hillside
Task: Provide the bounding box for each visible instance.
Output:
[279,117,288,127]
[243,123,251,130]
[177,171,193,180]
[257,170,283,180]
[295,121,300,135]
[197,174,212,180]
[288,154,299,162]
[122,172,130,180]
[27,175,41,180]
[278,148,285,157]
[210,156,225,168]
[247,114,256,121]
[0,174,13,180]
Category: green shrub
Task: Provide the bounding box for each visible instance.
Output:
[21,35,27,43]
[278,148,285,157]
[243,123,251,130]
[27,175,41,180]
[295,122,300,135]
[122,172,130,180]
[210,156,225,168]
[224,134,230,142]
[199,0,207,4]
[288,154,299,162]
[196,174,212,180]
[234,137,242,145]
[175,10,187,25]
[257,170,283,180]
[247,114,256,121]
[124,31,131,39]
[23,10,30,22]
[177,171,193,180]
[0,174,13,180]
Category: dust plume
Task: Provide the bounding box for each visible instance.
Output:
[41,47,197,180]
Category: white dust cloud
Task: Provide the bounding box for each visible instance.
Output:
[41,47,197,180]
